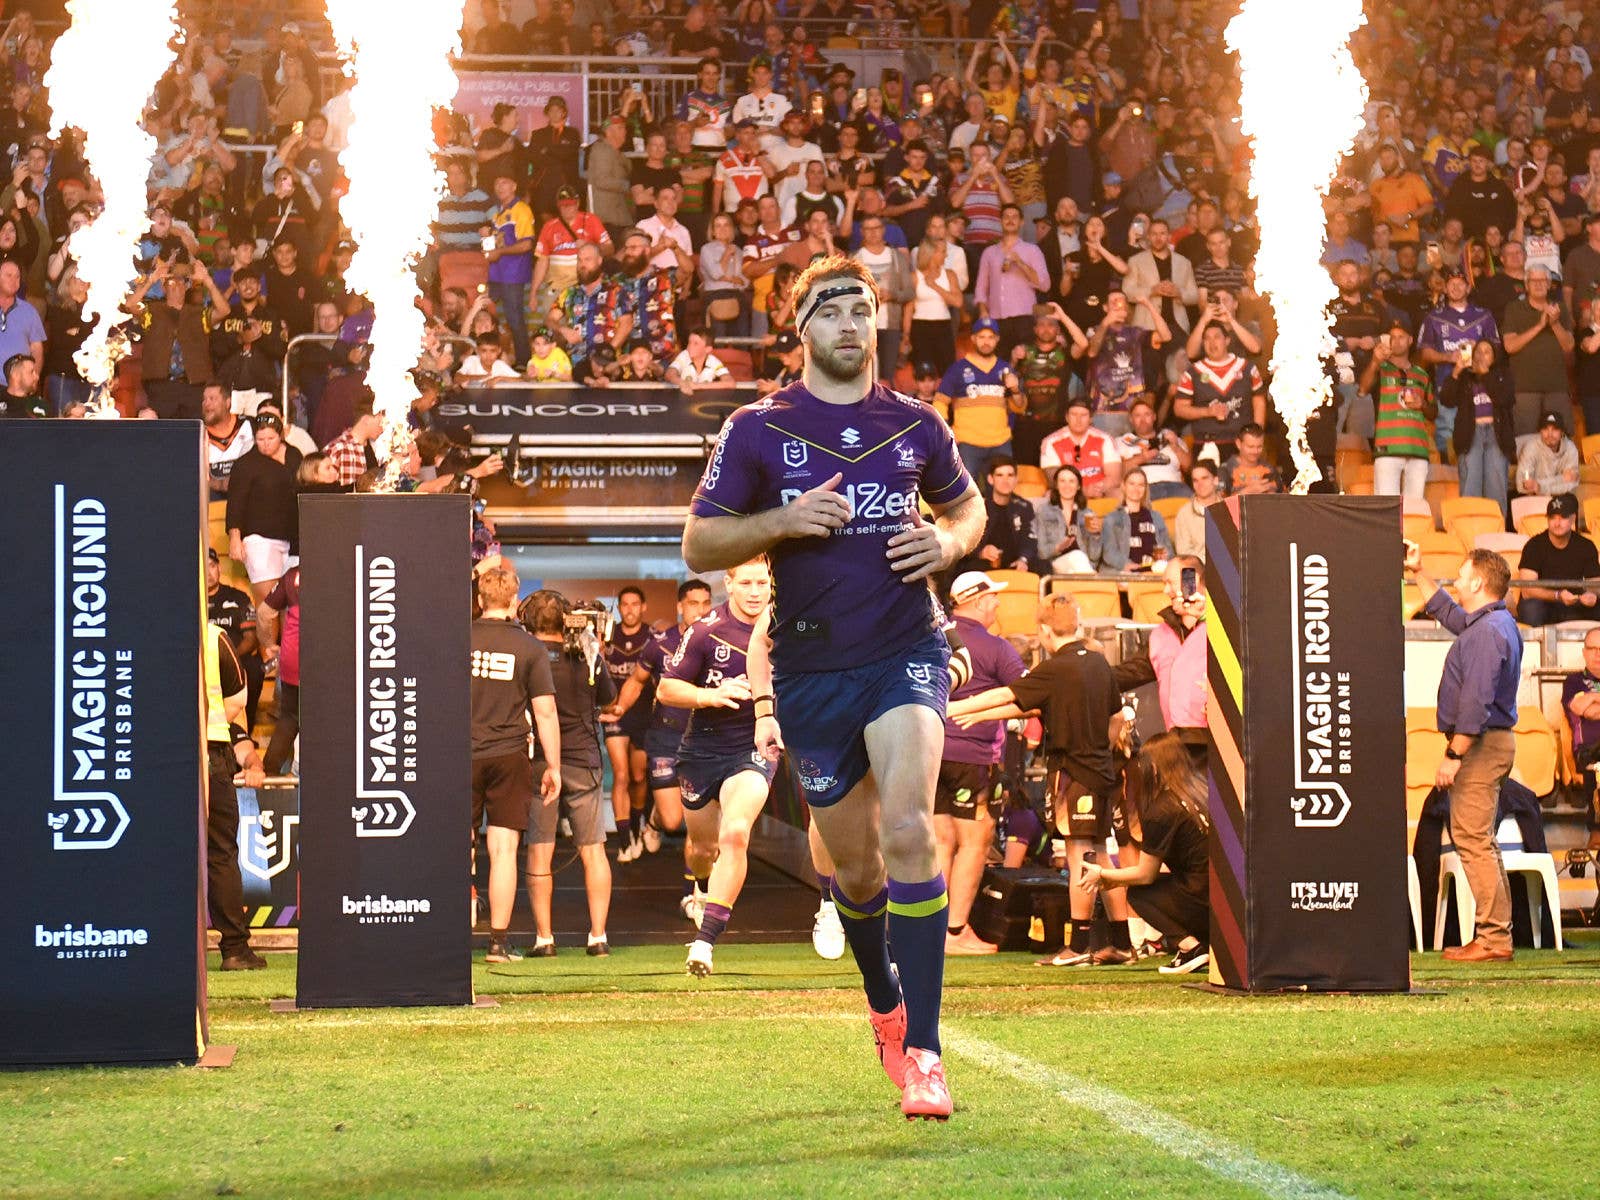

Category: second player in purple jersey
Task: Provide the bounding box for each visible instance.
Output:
[663,602,761,758]
[640,626,691,738]
[690,381,975,675]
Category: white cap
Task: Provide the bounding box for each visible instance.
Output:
[950,571,1006,605]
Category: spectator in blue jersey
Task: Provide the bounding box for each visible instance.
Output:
[935,316,1022,480]
[1417,267,1500,457]
[658,559,777,979]
[684,255,986,1120]
[937,571,1026,956]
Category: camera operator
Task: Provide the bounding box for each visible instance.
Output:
[471,566,561,963]
[518,589,618,957]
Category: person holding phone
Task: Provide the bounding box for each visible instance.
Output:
[1112,556,1210,765]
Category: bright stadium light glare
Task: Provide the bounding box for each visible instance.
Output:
[326,1,461,487]
[1226,0,1369,492]
[44,0,181,414]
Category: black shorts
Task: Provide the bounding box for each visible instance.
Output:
[472,752,534,833]
[1047,767,1125,844]
[934,761,998,819]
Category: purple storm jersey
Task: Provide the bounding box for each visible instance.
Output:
[1417,302,1499,388]
[664,603,761,757]
[942,614,1027,765]
[640,625,691,737]
[689,382,976,673]
[602,625,654,734]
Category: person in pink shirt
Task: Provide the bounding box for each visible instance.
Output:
[1118,556,1209,762]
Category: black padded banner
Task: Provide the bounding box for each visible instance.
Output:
[296,494,472,1007]
[0,422,206,1064]
[1239,494,1410,992]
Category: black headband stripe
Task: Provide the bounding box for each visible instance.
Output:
[797,282,876,334]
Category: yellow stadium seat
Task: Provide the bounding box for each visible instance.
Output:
[1510,709,1558,798]
[989,569,1041,636]
[1581,433,1600,464]
[1127,581,1168,623]
[1152,495,1187,527]
[1342,463,1374,495]
[1583,497,1600,534]
[1424,472,1459,527]
[1086,496,1120,516]
[1442,496,1505,546]
[1016,464,1048,500]
[1046,577,1121,620]
[1417,529,1464,556]
[1402,512,1436,543]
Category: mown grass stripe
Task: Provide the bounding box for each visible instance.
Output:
[947,1029,1351,1200]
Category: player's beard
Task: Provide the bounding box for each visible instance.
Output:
[807,329,875,383]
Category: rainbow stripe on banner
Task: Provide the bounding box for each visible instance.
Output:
[246,906,299,929]
[1204,498,1249,990]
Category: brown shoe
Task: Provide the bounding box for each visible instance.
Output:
[1441,939,1513,963]
[1090,945,1136,965]
[944,928,999,956]
[219,948,268,971]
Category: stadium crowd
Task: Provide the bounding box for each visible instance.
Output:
[6,0,1599,967]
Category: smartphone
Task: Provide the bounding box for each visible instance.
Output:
[1129,103,1144,118]
[476,282,487,295]
[1425,241,1442,270]
[810,93,825,117]
[1078,849,1097,886]
[852,87,867,108]
[292,120,304,136]
[1181,566,1198,599]
[481,234,497,253]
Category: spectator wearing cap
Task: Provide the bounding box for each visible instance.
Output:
[1357,317,1436,499]
[757,330,804,396]
[1418,266,1500,457]
[732,54,792,146]
[714,119,773,215]
[1515,492,1600,626]
[0,349,43,417]
[678,57,733,153]
[1441,337,1515,519]
[1502,266,1575,436]
[936,316,1021,480]
[524,327,572,383]
[128,256,230,421]
[1445,142,1516,240]
[587,114,634,238]
[600,338,664,385]
[484,174,536,367]
[226,410,304,606]
[1516,412,1580,500]
[698,210,752,340]
[526,96,583,218]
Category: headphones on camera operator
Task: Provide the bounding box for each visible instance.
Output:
[516,589,613,683]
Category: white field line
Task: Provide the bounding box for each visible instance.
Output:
[946,1029,1352,1200]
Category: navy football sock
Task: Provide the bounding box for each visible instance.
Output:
[831,881,901,1015]
[887,874,948,1055]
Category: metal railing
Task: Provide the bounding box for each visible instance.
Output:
[279,331,475,414]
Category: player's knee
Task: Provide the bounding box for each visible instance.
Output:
[879,813,937,874]
[834,860,886,901]
[719,822,753,855]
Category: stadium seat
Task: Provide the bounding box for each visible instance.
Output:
[989,569,1041,636]
[1583,497,1600,535]
[1046,576,1121,620]
[438,250,488,296]
[1151,495,1186,527]
[1016,464,1048,500]
[1342,463,1374,495]
[1424,466,1459,528]
[1126,580,1168,623]
[1435,820,1563,951]
[716,347,755,382]
[1400,494,1435,540]
[1581,432,1600,464]
[1474,531,1526,554]
[1442,496,1505,546]
[1086,496,1119,516]
[1335,435,1372,493]
[1510,495,1547,537]
[1509,708,1557,799]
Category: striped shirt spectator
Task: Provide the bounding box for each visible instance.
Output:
[435,161,492,252]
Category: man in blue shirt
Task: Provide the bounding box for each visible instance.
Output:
[1405,542,1521,962]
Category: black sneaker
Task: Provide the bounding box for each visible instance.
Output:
[219,949,268,971]
[485,941,523,963]
[1159,944,1210,975]
[527,941,557,958]
[586,939,611,957]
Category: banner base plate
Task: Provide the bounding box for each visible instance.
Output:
[198,1045,238,1069]
[270,996,499,1013]
[1182,982,1442,997]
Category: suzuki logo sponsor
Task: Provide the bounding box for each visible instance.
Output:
[35,920,149,959]
[841,427,861,448]
[51,486,132,851]
[342,893,432,924]
[354,548,418,838]
[1290,881,1360,912]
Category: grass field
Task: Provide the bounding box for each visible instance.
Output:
[6,937,1600,1199]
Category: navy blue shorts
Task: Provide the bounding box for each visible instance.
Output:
[775,635,950,808]
[643,726,685,791]
[677,749,777,811]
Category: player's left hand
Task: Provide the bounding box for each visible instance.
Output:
[755,714,784,762]
[1434,756,1460,791]
[886,508,953,582]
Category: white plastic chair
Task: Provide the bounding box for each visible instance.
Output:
[1435,820,1563,951]
[1407,856,1423,951]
